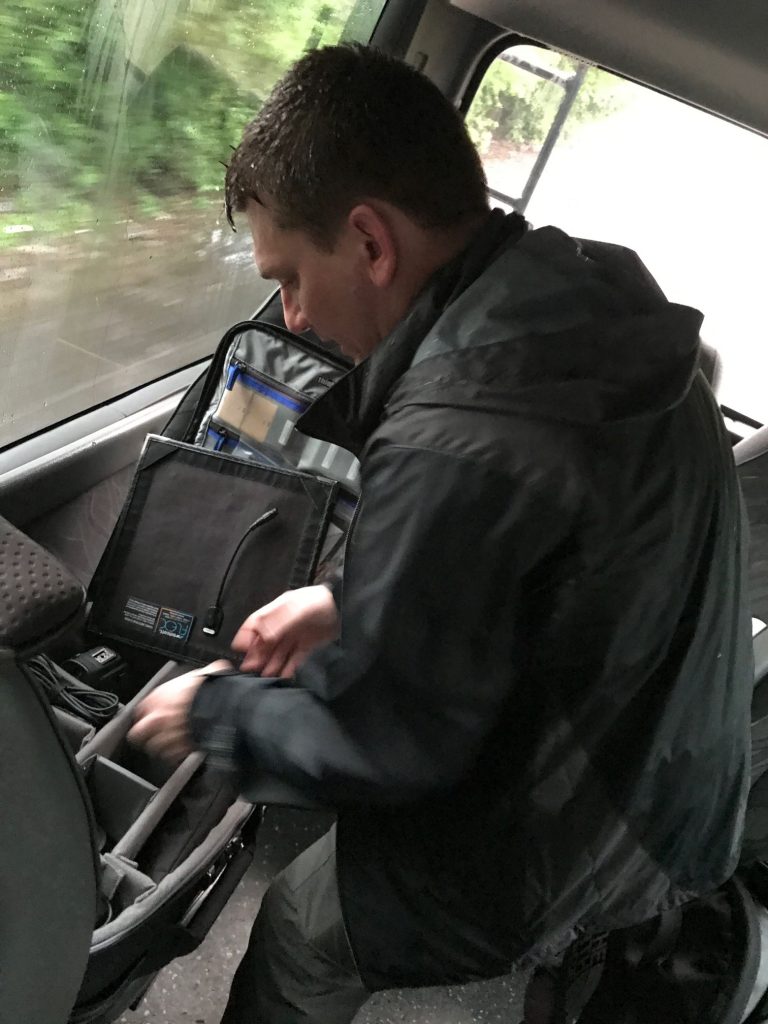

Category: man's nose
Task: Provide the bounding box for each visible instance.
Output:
[281,290,310,334]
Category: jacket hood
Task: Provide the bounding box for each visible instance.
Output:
[299,210,704,453]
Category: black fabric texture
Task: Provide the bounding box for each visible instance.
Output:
[87,436,336,664]
[736,432,768,626]
[221,826,368,1024]
[190,211,753,988]
[139,764,240,881]
[573,879,760,1024]
[162,365,209,441]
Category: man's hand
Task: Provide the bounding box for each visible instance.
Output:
[127,659,232,762]
[232,585,340,676]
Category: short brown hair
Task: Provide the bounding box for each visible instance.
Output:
[225,44,488,247]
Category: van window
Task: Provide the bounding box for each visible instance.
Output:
[0,0,386,448]
[468,45,768,425]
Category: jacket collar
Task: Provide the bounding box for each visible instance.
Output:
[297,209,527,455]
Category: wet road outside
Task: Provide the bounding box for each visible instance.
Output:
[1,202,271,448]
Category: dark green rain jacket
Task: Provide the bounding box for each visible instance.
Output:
[192,210,752,986]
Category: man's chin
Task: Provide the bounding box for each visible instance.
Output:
[321,335,358,362]
[317,333,374,364]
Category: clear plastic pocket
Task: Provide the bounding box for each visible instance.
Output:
[204,358,360,491]
[217,362,307,445]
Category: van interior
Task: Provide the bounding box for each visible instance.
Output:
[2,0,768,1021]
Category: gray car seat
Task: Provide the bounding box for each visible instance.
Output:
[0,526,98,1024]
[735,426,768,630]
[0,513,258,1024]
[700,338,722,395]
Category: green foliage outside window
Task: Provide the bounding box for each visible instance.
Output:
[1,13,622,251]
[466,52,622,156]
[0,0,363,245]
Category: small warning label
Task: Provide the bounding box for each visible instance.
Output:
[124,597,160,631]
[157,606,194,642]
[123,597,194,643]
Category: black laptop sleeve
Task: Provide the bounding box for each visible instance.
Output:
[87,435,337,664]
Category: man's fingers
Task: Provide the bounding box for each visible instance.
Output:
[233,622,282,664]
[261,639,296,678]
[130,692,160,724]
[126,669,214,763]
[128,708,183,746]
[128,712,191,761]
[127,708,163,745]
[240,633,278,672]
[240,649,265,672]
[204,659,234,675]
[232,601,282,653]
[282,649,311,679]
[143,728,191,762]
[231,622,257,654]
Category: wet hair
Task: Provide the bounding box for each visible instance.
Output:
[225,43,489,248]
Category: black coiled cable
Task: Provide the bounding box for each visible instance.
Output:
[25,653,120,725]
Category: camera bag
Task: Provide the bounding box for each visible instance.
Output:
[86,434,338,664]
[0,493,259,1024]
[3,314,357,1024]
[86,318,359,663]
[72,316,358,1021]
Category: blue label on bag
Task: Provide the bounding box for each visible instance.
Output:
[123,596,194,643]
[157,606,194,641]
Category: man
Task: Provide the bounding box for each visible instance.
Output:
[129,43,752,1024]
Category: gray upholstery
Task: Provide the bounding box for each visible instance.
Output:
[0,648,98,1024]
[733,427,768,863]
[735,426,768,627]
[700,339,722,393]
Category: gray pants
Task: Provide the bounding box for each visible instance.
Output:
[221,826,369,1024]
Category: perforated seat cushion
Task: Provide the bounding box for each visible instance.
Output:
[0,516,84,649]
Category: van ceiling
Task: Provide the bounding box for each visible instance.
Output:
[450,0,768,138]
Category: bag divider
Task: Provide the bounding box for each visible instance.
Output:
[90,799,255,950]
[84,755,158,850]
[112,751,206,863]
[53,705,96,755]
[99,852,157,921]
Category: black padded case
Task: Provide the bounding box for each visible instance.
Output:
[3,313,357,1024]
[87,435,337,664]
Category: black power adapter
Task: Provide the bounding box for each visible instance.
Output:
[62,645,127,690]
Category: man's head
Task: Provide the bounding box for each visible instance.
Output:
[225,44,490,361]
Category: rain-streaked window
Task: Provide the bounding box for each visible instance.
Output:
[0,0,385,447]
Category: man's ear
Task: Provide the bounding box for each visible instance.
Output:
[346,203,397,288]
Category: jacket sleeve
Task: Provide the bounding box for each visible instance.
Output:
[190,441,576,805]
